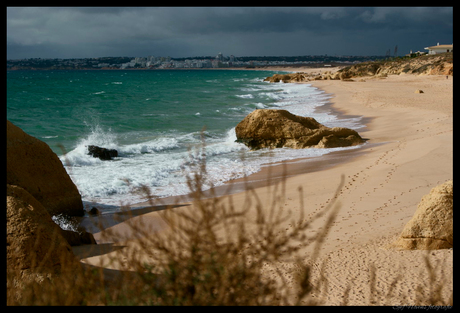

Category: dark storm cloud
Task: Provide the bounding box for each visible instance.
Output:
[7,7,453,59]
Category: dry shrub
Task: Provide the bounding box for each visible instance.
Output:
[7,136,453,306]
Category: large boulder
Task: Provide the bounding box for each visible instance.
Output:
[7,184,79,273]
[7,120,84,217]
[389,181,453,250]
[235,109,364,150]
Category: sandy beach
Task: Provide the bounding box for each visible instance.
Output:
[74,71,453,305]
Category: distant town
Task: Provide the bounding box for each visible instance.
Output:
[6,53,386,70]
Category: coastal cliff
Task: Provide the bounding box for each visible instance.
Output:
[336,52,453,78]
[264,53,453,83]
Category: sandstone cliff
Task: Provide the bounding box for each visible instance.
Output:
[264,53,453,83]
[235,109,364,150]
[7,184,80,274]
[335,52,453,78]
[7,121,84,217]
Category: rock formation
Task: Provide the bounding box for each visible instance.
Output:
[7,184,80,273]
[7,121,84,217]
[264,73,307,83]
[333,53,453,79]
[235,109,364,150]
[389,180,453,250]
[87,145,118,160]
[263,53,453,84]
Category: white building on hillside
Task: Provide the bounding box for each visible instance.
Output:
[424,43,453,54]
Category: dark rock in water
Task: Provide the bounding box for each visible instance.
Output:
[87,145,118,160]
[88,207,100,216]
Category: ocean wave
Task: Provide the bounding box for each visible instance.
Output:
[60,126,254,205]
[240,87,261,92]
[60,144,103,167]
[65,151,187,204]
[118,137,180,155]
[61,125,183,167]
[203,128,248,158]
[252,103,266,109]
[259,91,287,101]
[59,124,116,166]
[51,214,80,232]
[236,94,254,99]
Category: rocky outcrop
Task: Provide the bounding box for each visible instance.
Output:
[389,181,453,250]
[264,53,453,84]
[7,121,84,217]
[7,184,79,273]
[235,109,364,150]
[264,73,308,83]
[334,53,453,79]
[264,70,359,83]
[87,145,118,160]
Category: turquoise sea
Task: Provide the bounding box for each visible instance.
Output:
[7,69,365,211]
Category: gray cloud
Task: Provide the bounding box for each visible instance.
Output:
[7,7,453,59]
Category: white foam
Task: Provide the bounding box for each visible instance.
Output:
[51,214,80,232]
[246,80,365,131]
[61,123,252,205]
[118,138,179,155]
[236,94,254,99]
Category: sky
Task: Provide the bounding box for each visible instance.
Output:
[7,7,453,60]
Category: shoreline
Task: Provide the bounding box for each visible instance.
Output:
[127,79,369,209]
[75,71,452,305]
[126,142,376,210]
[76,65,346,213]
